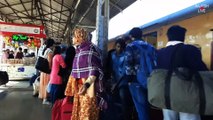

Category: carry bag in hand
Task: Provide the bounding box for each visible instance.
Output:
[61,97,73,120]
[148,45,213,115]
[148,69,213,115]
[35,57,51,74]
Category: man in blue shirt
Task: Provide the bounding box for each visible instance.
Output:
[124,27,156,120]
[110,38,134,120]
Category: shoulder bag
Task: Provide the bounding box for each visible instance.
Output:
[35,56,51,74]
[148,45,213,115]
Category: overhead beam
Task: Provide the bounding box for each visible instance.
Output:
[4,0,25,23]
[52,0,73,12]
[39,9,69,17]
[75,24,96,29]
[50,25,65,30]
[36,4,68,22]
[0,1,30,18]
[35,0,45,25]
[46,26,64,37]
[0,1,31,9]
[5,8,32,15]
[109,0,123,12]
[31,0,34,17]
[57,0,64,37]
[4,13,67,23]
[20,0,34,24]
[76,0,96,26]
[49,0,53,37]
[0,2,26,16]
[62,8,73,37]
[41,2,69,18]
[51,31,64,33]
[38,0,45,23]
[50,31,64,36]
[12,16,67,23]
[6,9,69,18]
[46,23,65,29]
[63,0,80,37]
[41,9,67,22]
[0,11,12,22]
[46,24,63,36]
[46,26,64,32]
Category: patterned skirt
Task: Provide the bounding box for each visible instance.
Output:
[72,94,99,120]
[65,76,100,120]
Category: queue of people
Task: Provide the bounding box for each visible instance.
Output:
[106,25,208,120]
[32,25,208,120]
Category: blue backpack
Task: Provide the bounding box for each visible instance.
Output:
[129,40,156,88]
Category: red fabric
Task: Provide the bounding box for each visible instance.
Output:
[52,99,63,120]
[77,79,83,84]
[61,97,73,120]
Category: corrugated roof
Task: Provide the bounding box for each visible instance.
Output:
[0,0,136,40]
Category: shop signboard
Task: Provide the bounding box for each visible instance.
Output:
[0,22,46,38]
[12,34,28,41]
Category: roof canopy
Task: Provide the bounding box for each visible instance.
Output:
[0,0,136,39]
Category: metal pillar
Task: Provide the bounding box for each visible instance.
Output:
[96,0,109,63]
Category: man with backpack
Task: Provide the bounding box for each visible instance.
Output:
[124,27,156,120]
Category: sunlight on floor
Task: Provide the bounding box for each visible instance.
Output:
[0,90,4,93]
[0,81,29,89]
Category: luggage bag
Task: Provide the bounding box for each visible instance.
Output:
[61,97,73,120]
[148,69,213,115]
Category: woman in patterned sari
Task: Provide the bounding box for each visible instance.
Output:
[65,28,104,120]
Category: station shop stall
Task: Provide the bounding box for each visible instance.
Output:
[0,22,46,80]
